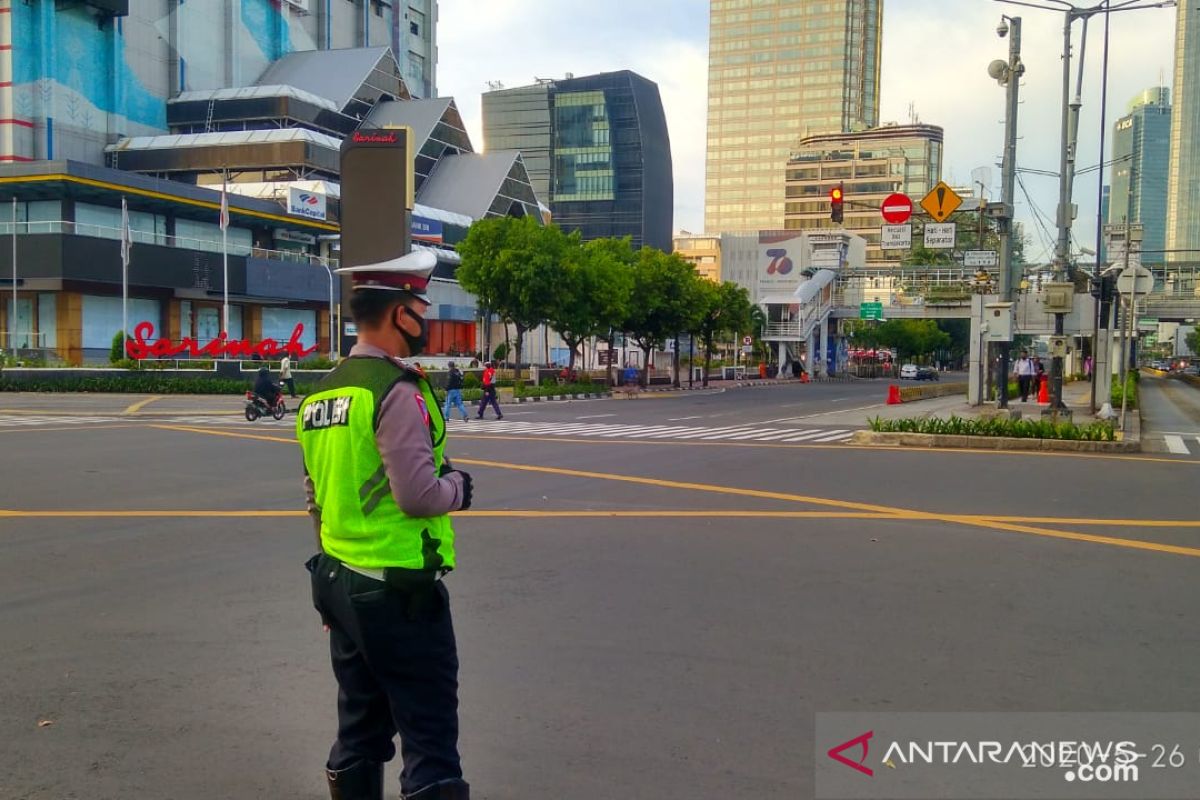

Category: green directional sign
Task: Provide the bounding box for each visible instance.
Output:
[859,302,884,321]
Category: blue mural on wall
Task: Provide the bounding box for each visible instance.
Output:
[241,0,294,63]
[10,1,167,132]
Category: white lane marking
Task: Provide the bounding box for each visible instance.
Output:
[778,429,848,442]
[1164,435,1190,455]
[667,415,704,421]
[810,430,854,442]
[694,427,765,440]
[575,414,616,420]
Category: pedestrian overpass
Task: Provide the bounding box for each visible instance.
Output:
[759,264,1199,389]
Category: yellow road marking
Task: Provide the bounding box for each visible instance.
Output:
[150,424,290,443]
[0,424,143,434]
[122,395,164,415]
[0,507,1197,528]
[451,433,854,451]
[144,423,1200,559]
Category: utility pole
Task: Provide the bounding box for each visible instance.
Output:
[993,14,1023,409]
[995,0,1178,411]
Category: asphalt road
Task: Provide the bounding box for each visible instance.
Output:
[2,381,1197,799]
[1140,374,1200,458]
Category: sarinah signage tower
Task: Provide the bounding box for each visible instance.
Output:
[338,127,416,351]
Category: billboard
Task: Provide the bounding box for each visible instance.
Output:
[757,232,807,295]
[287,187,327,221]
[412,216,444,244]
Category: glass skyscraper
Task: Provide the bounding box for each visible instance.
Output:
[482,71,673,251]
[1166,2,1199,260]
[705,0,883,234]
[1109,88,1172,264]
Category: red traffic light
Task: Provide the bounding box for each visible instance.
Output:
[830,186,844,202]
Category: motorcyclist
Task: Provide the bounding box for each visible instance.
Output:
[254,367,281,407]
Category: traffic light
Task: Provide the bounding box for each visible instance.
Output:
[830,183,844,224]
[1089,274,1115,302]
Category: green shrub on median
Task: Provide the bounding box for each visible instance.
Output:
[1111,373,1138,410]
[868,415,1116,442]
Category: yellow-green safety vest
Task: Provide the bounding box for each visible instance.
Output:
[297,355,455,571]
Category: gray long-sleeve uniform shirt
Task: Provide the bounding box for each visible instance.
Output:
[305,343,466,549]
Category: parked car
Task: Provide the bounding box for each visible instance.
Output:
[916,366,941,381]
[900,363,919,379]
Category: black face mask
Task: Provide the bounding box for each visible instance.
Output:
[393,306,429,356]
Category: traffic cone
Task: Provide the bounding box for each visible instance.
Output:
[801,372,811,384]
[886,384,902,405]
[1037,375,1049,404]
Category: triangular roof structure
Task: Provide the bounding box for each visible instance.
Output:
[417,151,542,221]
[257,46,409,116]
[365,98,470,155]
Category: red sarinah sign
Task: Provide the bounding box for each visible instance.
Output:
[124,322,319,360]
[351,131,398,144]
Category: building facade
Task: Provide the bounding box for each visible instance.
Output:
[0,14,538,364]
[705,0,883,234]
[393,0,437,99]
[1166,2,1199,262]
[782,124,943,268]
[482,71,673,251]
[1109,87,1171,264]
[0,0,407,167]
[672,233,722,282]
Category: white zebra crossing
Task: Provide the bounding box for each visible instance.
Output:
[445,418,857,444]
[0,414,126,427]
[1162,435,1200,456]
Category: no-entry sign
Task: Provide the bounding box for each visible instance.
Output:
[881,193,913,225]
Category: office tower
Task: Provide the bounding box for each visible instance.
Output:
[482,71,674,250]
[1109,88,1171,264]
[1165,2,1199,260]
[783,124,942,267]
[705,0,883,234]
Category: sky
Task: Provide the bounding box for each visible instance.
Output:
[436,0,1180,265]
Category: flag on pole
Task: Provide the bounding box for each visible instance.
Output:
[120,197,132,267]
[219,185,229,231]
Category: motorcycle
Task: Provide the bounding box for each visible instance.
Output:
[244,390,287,422]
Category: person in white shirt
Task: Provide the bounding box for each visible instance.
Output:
[280,354,296,398]
[1013,350,1037,402]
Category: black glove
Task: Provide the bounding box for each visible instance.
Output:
[455,470,473,510]
[439,462,473,510]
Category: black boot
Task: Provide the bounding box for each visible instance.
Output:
[326,760,384,800]
[403,778,470,799]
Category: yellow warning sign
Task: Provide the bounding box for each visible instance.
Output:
[920,181,963,223]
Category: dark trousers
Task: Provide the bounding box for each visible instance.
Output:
[283,377,296,397]
[1017,374,1032,401]
[309,554,462,795]
[476,386,501,418]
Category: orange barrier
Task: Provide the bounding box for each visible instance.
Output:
[886,384,902,405]
[1037,375,1049,404]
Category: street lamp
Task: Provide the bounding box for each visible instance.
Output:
[993,0,1176,414]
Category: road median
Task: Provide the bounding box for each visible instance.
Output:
[850,429,1139,453]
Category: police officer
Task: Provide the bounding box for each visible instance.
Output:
[299,251,473,800]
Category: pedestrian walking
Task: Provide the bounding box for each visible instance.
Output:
[443,361,470,422]
[476,361,502,419]
[298,254,474,800]
[280,354,296,398]
[1014,350,1036,402]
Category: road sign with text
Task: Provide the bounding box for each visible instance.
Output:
[964,250,999,268]
[880,224,912,250]
[923,222,956,249]
[860,302,884,321]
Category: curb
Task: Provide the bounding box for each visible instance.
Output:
[849,430,1140,453]
[512,392,613,404]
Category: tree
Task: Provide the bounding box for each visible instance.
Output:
[692,280,752,387]
[1186,327,1200,358]
[874,319,950,363]
[621,248,701,386]
[457,216,568,383]
[544,236,633,372]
